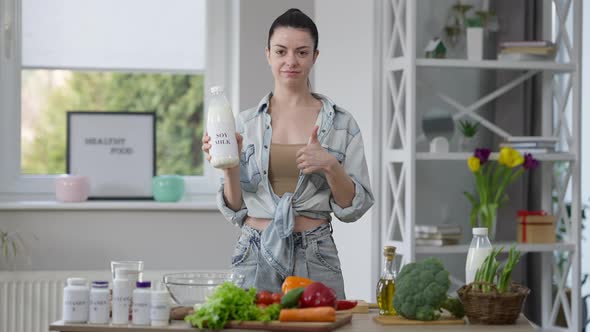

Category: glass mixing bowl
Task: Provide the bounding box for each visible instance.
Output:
[163,272,245,306]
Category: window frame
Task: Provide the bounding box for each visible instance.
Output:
[0,0,234,201]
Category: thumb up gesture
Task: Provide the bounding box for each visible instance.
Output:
[296,126,337,174]
[308,124,320,145]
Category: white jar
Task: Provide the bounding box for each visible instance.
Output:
[150,289,170,327]
[207,86,239,169]
[112,277,132,325]
[62,277,89,323]
[132,281,152,326]
[88,281,110,324]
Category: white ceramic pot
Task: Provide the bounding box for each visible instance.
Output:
[55,175,90,202]
[467,27,484,60]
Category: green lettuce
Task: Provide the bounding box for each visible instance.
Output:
[184,282,281,329]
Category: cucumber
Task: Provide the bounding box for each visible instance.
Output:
[280,287,305,308]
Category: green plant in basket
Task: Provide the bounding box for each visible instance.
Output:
[473,244,521,293]
[459,244,529,325]
[458,120,479,138]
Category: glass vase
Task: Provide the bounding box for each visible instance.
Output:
[459,135,478,152]
[477,211,497,241]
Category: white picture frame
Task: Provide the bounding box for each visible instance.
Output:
[67,111,156,200]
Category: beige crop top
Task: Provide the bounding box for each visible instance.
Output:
[268,143,305,196]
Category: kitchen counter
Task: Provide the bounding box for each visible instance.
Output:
[50,312,535,332]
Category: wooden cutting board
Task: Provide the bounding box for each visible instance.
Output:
[50,315,353,332]
[374,313,465,325]
[226,314,352,332]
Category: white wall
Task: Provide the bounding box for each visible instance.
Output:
[314,0,377,301]
[0,210,239,271]
[236,0,314,111]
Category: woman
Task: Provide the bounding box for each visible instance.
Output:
[202,8,373,299]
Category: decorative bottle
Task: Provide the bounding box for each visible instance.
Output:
[376,246,397,316]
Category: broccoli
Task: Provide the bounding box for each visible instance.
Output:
[393,257,465,321]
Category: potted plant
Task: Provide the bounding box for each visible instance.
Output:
[458,120,480,151]
[0,229,35,270]
[465,17,484,60]
[444,1,473,48]
[458,245,530,324]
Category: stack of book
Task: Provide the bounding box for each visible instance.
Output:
[500,136,558,154]
[415,225,462,246]
[498,40,556,61]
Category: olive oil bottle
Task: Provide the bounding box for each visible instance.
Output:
[376,246,397,315]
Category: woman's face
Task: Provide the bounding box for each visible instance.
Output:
[266,27,319,87]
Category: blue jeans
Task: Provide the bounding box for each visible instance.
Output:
[231,223,346,299]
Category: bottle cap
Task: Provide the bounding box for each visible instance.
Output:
[210,86,224,95]
[67,277,87,286]
[383,246,396,256]
[92,281,109,288]
[472,227,488,236]
[136,281,151,288]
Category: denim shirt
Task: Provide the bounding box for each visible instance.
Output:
[216,92,374,277]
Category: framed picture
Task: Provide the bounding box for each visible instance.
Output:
[67,111,156,200]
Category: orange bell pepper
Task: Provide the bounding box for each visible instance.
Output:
[281,276,314,294]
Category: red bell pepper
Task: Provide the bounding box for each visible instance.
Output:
[336,300,358,310]
[299,282,337,308]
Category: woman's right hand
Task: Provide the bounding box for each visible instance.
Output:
[202,132,243,163]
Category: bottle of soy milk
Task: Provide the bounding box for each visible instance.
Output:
[465,227,493,284]
[207,86,239,169]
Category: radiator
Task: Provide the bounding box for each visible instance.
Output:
[0,278,65,332]
[0,270,183,332]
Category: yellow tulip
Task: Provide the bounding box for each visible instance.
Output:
[468,156,481,172]
[498,147,524,168]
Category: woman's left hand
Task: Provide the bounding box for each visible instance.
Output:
[296,126,338,174]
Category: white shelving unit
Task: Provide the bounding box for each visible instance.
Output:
[380,0,582,331]
[415,58,577,71]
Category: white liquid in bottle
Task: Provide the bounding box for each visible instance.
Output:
[207,86,239,169]
[465,227,493,284]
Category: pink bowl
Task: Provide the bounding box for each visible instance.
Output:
[55,175,90,202]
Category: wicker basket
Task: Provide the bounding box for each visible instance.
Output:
[457,282,530,325]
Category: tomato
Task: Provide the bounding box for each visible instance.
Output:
[257,303,268,309]
[271,292,282,304]
[256,290,273,305]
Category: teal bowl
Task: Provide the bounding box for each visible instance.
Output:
[152,175,185,202]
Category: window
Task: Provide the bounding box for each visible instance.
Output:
[0,0,232,199]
